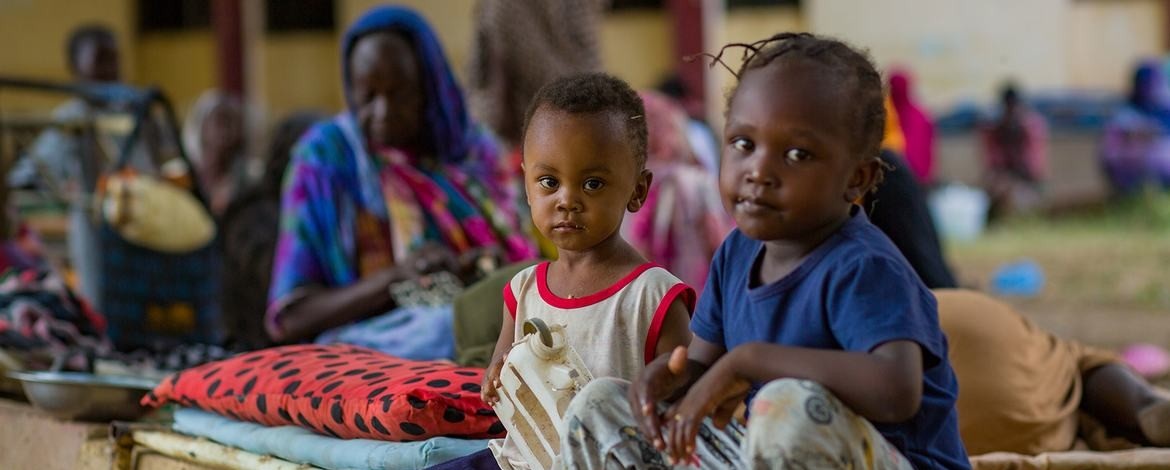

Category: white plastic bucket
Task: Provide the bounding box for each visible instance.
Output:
[490,318,593,470]
[928,184,990,242]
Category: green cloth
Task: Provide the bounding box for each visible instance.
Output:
[453,260,538,367]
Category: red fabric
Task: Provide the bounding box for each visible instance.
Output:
[504,282,517,319]
[535,261,657,309]
[142,344,503,441]
[643,283,695,364]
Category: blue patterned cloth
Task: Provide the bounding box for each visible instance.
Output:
[314,305,455,361]
[173,407,489,470]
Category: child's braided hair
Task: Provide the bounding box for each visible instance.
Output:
[696,32,890,187]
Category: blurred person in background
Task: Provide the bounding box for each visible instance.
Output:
[979,81,1049,219]
[183,89,255,217]
[656,74,721,176]
[467,0,603,154]
[467,0,605,258]
[888,67,937,186]
[938,290,1170,454]
[1100,61,1170,195]
[8,24,124,307]
[219,112,321,350]
[874,82,958,289]
[623,90,733,293]
[866,141,1170,456]
[266,6,536,358]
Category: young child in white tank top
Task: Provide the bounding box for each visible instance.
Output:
[478,73,694,469]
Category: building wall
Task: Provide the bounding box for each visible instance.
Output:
[1066,0,1164,92]
[254,32,341,122]
[136,31,218,115]
[344,1,675,94]
[2,1,1164,127]
[707,5,806,126]
[807,0,1070,109]
[806,0,1165,109]
[0,0,134,112]
[723,5,806,47]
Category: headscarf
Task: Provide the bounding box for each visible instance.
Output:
[467,0,604,145]
[889,69,936,185]
[341,6,478,164]
[1128,61,1170,128]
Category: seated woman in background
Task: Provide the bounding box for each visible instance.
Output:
[183,89,255,218]
[622,91,733,292]
[980,82,1049,219]
[1100,61,1170,195]
[266,6,536,360]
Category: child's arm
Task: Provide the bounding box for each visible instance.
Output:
[663,340,924,462]
[481,306,515,405]
[652,298,692,358]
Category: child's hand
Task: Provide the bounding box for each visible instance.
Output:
[629,346,690,452]
[481,349,509,405]
[664,355,751,463]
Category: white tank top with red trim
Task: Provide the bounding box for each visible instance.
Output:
[503,261,695,381]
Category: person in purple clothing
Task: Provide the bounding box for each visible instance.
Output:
[557,33,969,469]
[1100,61,1170,195]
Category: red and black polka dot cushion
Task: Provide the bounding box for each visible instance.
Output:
[142,344,503,441]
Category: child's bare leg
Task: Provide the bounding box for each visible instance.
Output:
[1080,363,1170,446]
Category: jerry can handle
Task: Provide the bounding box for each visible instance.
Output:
[522,317,555,348]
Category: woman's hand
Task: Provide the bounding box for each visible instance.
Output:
[400,243,462,279]
[455,246,504,283]
[398,244,503,285]
[664,351,751,463]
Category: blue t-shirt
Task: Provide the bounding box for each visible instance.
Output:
[691,211,969,469]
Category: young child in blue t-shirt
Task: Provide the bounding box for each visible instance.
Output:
[558,33,971,469]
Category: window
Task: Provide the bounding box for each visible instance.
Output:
[728,0,801,8]
[609,0,664,11]
[138,0,211,32]
[265,0,335,33]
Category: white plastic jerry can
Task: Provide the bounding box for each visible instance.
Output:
[490,318,594,470]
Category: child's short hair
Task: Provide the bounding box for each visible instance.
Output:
[523,73,648,169]
[65,24,117,73]
[715,33,886,169]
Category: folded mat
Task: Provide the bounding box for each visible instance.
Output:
[971,449,1170,470]
[173,407,489,470]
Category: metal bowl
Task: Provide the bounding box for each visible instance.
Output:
[6,371,158,421]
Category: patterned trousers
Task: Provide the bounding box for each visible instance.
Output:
[558,378,912,469]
